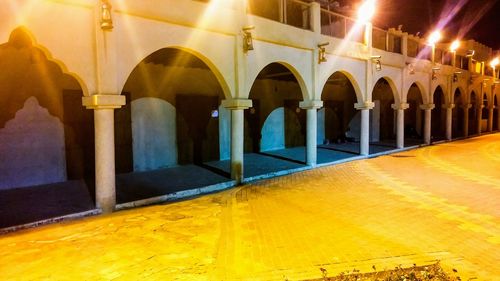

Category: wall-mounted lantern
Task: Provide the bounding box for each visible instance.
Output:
[100,0,113,31]
[406,62,415,74]
[432,66,440,80]
[371,55,381,71]
[318,42,329,64]
[453,71,461,83]
[242,26,255,52]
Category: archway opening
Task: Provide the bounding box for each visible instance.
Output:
[431,86,446,141]
[317,71,361,158]
[370,78,397,150]
[243,63,307,176]
[481,93,489,132]
[452,88,465,138]
[116,48,231,203]
[405,83,424,145]
[0,28,95,228]
[469,91,478,135]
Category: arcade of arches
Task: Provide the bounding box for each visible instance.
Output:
[1,27,499,228]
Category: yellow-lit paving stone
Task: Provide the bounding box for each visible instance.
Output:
[1,134,500,280]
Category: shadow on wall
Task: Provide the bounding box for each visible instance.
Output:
[0,27,94,193]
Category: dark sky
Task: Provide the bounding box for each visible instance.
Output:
[334,0,500,50]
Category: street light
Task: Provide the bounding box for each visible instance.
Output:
[450,40,460,69]
[428,31,442,46]
[357,0,376,23]
[490,57,499,78]
[428,30,441,64]
[450,40,460,52]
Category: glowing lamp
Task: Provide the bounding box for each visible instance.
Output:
[357,0,376,23]
[490,57,499,68]
[428,31,441,46]
[450,40,460,52]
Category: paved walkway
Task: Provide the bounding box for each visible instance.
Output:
[0,134,499,280]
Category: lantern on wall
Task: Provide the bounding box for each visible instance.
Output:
[242,26,255,52]
[318,42,329,64]
[101,0,113,30]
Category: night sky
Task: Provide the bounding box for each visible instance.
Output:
[335,0,500,50]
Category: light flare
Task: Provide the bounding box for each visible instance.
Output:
[428,30,442,46]
[450,40,460,52]
[490,58,499,68]
[357,0,376,23]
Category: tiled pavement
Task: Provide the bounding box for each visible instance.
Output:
[0,134,499,280]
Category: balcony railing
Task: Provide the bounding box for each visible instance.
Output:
[372,27,402,54]
[248,0,311,30]
[320,8,363,43]
[245,1,495,73]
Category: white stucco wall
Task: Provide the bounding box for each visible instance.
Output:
[132,97,177,171]
[0,1,95,96]
[0,97,66,190]
[261,107,285,151]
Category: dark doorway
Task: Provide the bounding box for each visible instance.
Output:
[469,91,478,135]
[371,78,396,147]
[431,86,446,141]
[452,88,465,138]
[405,83,424,145]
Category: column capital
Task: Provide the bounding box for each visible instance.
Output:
[391,103,409,110]
[419,103,435,110]
[488,105,496,110]
[82,94,125,110]
[442,103,455,109]
[299,100,323,109]
[222,99,252,110]
[355,102,375,110]
[461,103,473,109]
[478,104,485,109]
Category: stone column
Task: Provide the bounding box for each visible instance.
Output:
[462,104,472,137]
[309,1,321,34]
[391,103,409,149]
[420,103,435,144]
[222,99,252,184]
[83,94,125,213]
[488,106,495,132]
[444,103,455,140]
[300,100,323,167]
[355,102,375,155]
[477,105,484,135]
